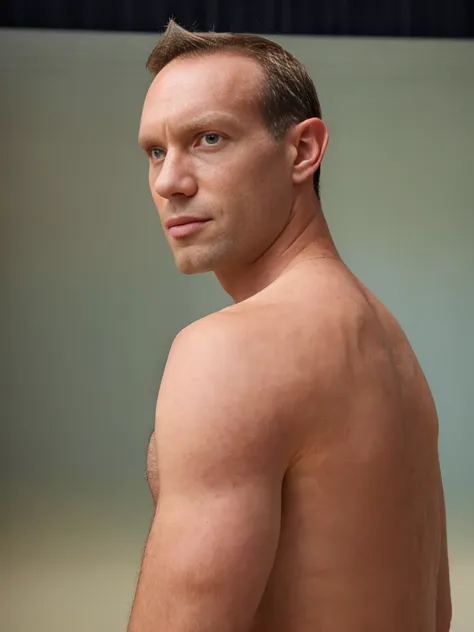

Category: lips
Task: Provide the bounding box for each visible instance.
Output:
[166,216,212,238]
[165,215,210,230]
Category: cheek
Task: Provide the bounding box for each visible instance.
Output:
[148,170,162,202]
[148,183,165,217]
[148,166,155,190]
[151,198,168,231]
[240,154,289,205]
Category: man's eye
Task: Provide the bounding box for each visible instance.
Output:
[150,148,165,160]
[200,133,221,146]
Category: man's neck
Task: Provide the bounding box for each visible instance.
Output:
[214,197,341,303]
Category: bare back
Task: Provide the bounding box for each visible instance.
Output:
[147,259,450,631]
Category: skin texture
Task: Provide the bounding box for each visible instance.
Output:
[130,51,451,632]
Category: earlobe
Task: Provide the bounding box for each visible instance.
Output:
[292,118,329,185]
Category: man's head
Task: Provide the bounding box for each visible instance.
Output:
[138,20,328,274]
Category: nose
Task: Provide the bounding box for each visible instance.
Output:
[153,151,198,200]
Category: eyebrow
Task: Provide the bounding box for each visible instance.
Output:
[138,112,241,149]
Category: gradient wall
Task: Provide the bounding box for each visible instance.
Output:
[2,29,473,631]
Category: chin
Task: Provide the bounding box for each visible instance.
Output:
[173,243,230,275]
[174,254,215,275]
[177,264,204,276]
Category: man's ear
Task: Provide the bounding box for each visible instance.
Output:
[290,118,329,185]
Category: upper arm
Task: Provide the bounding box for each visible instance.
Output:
[436,478,452,632]
[129,319,291,631]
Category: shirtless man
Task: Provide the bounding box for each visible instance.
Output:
[129,20,451,632]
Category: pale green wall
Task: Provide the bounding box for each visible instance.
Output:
[2,29,473,632]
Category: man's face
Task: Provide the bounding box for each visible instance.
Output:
[138,52,295,274]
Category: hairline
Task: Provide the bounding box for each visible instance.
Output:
[150,48,294,142]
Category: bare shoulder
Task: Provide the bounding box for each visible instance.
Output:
[164,310,264,398]
[168,311,246,366]
[159,263,407,469]
[165,267,384,407]
[156,311,302,475]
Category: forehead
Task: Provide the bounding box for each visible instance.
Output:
[140,52,265,133]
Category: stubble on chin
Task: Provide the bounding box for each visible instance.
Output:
[172,238,232,275]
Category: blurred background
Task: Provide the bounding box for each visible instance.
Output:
[1,2,473,630]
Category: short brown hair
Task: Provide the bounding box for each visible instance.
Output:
[146,20,324,198]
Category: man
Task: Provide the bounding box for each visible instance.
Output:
[129,19,451,632]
